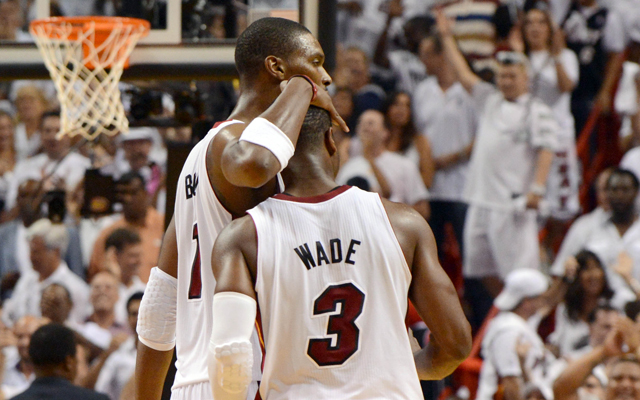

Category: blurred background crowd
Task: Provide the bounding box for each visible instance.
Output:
[1,0,640,399]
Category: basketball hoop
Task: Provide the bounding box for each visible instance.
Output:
[30,17,150,140]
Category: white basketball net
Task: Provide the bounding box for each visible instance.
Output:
[30,18,149,140]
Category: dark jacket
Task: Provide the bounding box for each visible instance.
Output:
[11,376,109,400]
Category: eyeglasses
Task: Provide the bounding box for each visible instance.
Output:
[496,51,528,66]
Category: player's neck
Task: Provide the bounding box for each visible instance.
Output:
[229,85,280,122]
[281,155,337,198]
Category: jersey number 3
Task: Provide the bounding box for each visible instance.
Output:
[188,223,202,299]
[307,283,365,367]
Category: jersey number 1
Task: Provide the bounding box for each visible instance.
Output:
[307,283,365,367]
[188,223,202,299]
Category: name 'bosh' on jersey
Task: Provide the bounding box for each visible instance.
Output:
[173,120,263,389]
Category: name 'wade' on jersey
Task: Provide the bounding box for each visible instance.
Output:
[248,186,423,400]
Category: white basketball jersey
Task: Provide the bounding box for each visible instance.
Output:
[173,120,263,391]
[248,186,423,400]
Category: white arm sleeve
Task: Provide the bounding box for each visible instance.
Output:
[136,267,178,351]
[208,292,257,400]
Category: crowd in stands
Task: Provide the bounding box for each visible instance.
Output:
[0,0,639,399]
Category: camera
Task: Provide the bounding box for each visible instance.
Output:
[42,190,66,223]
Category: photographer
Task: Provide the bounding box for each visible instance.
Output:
[5,110,90,214]
[100,128,166,208]
[0,179,83,284]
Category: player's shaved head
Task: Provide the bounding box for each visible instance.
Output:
[296,106,332,153]
[235,17,311,79]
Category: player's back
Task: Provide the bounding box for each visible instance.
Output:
[173,120,262,390]
[248,185,423,400]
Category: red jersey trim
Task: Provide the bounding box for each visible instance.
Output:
[272,185,351,203]
[212,119,233,129]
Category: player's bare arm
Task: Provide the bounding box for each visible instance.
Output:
[210,216,257,298]
[526,148,554,209]
[207,217,258,400]
[382,199,472,380]
[436,10,481,93]
[214,51,347,191]
[135,216,178,400]
[217,78,316,189]
[207,81,345,217]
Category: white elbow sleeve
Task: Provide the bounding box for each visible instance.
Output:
[137,267,178,351]
[238,117,295,172]
[208,292,257,398]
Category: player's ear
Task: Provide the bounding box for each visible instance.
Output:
[264,55,286,81]
[325,127,337,156]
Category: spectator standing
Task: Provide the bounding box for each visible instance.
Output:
[339,47,386,124]
[383,91,434,189]
[39,284,73,327]
[570,305,620,359]
[437,12,558,304]
[86,273,128,337]
[94,292,143,400]
[2,219,90,326]
[552,168,612,276]
[102,228,145,327]
[0,110,16,220]
[337,0,431,59]
[477,269,551,400]
[2,316,46,399]
[521,6,581,222]
[337,109,430,218]
[0,179,84,281]
[559,0,626,133]
[548,253,616,358]
[372,0,431,95]
[101,127,166,207]
[331,87,355,156]
[618,39,640,193]
[614,35,640,152]
[11,324,109,400]
[550,169,640,308]
[89,172,164,282]
[13,86,48,161]
[412,32,477,263]
[0,1,31,42]
[553,320,640,400]
[6,110,91,212]
[39,283,112,351]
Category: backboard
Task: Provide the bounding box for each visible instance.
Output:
[0,0,328,81]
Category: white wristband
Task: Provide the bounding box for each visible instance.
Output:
[239,117,295,172]
[530,183,546,196]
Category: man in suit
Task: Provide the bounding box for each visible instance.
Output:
[11,323,109,400]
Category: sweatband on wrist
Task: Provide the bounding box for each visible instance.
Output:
[208,292,257,398]
[238,117,295,172]
[137,267,178,351]
[530,183,546,196]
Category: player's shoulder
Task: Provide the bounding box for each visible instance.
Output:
[209,120,246,147]
[380,198,430,237]
[215,214,257,250]
[201,119,246,163]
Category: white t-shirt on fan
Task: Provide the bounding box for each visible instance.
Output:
[412,78,477,202]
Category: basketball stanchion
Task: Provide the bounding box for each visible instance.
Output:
[30,17,150,140]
